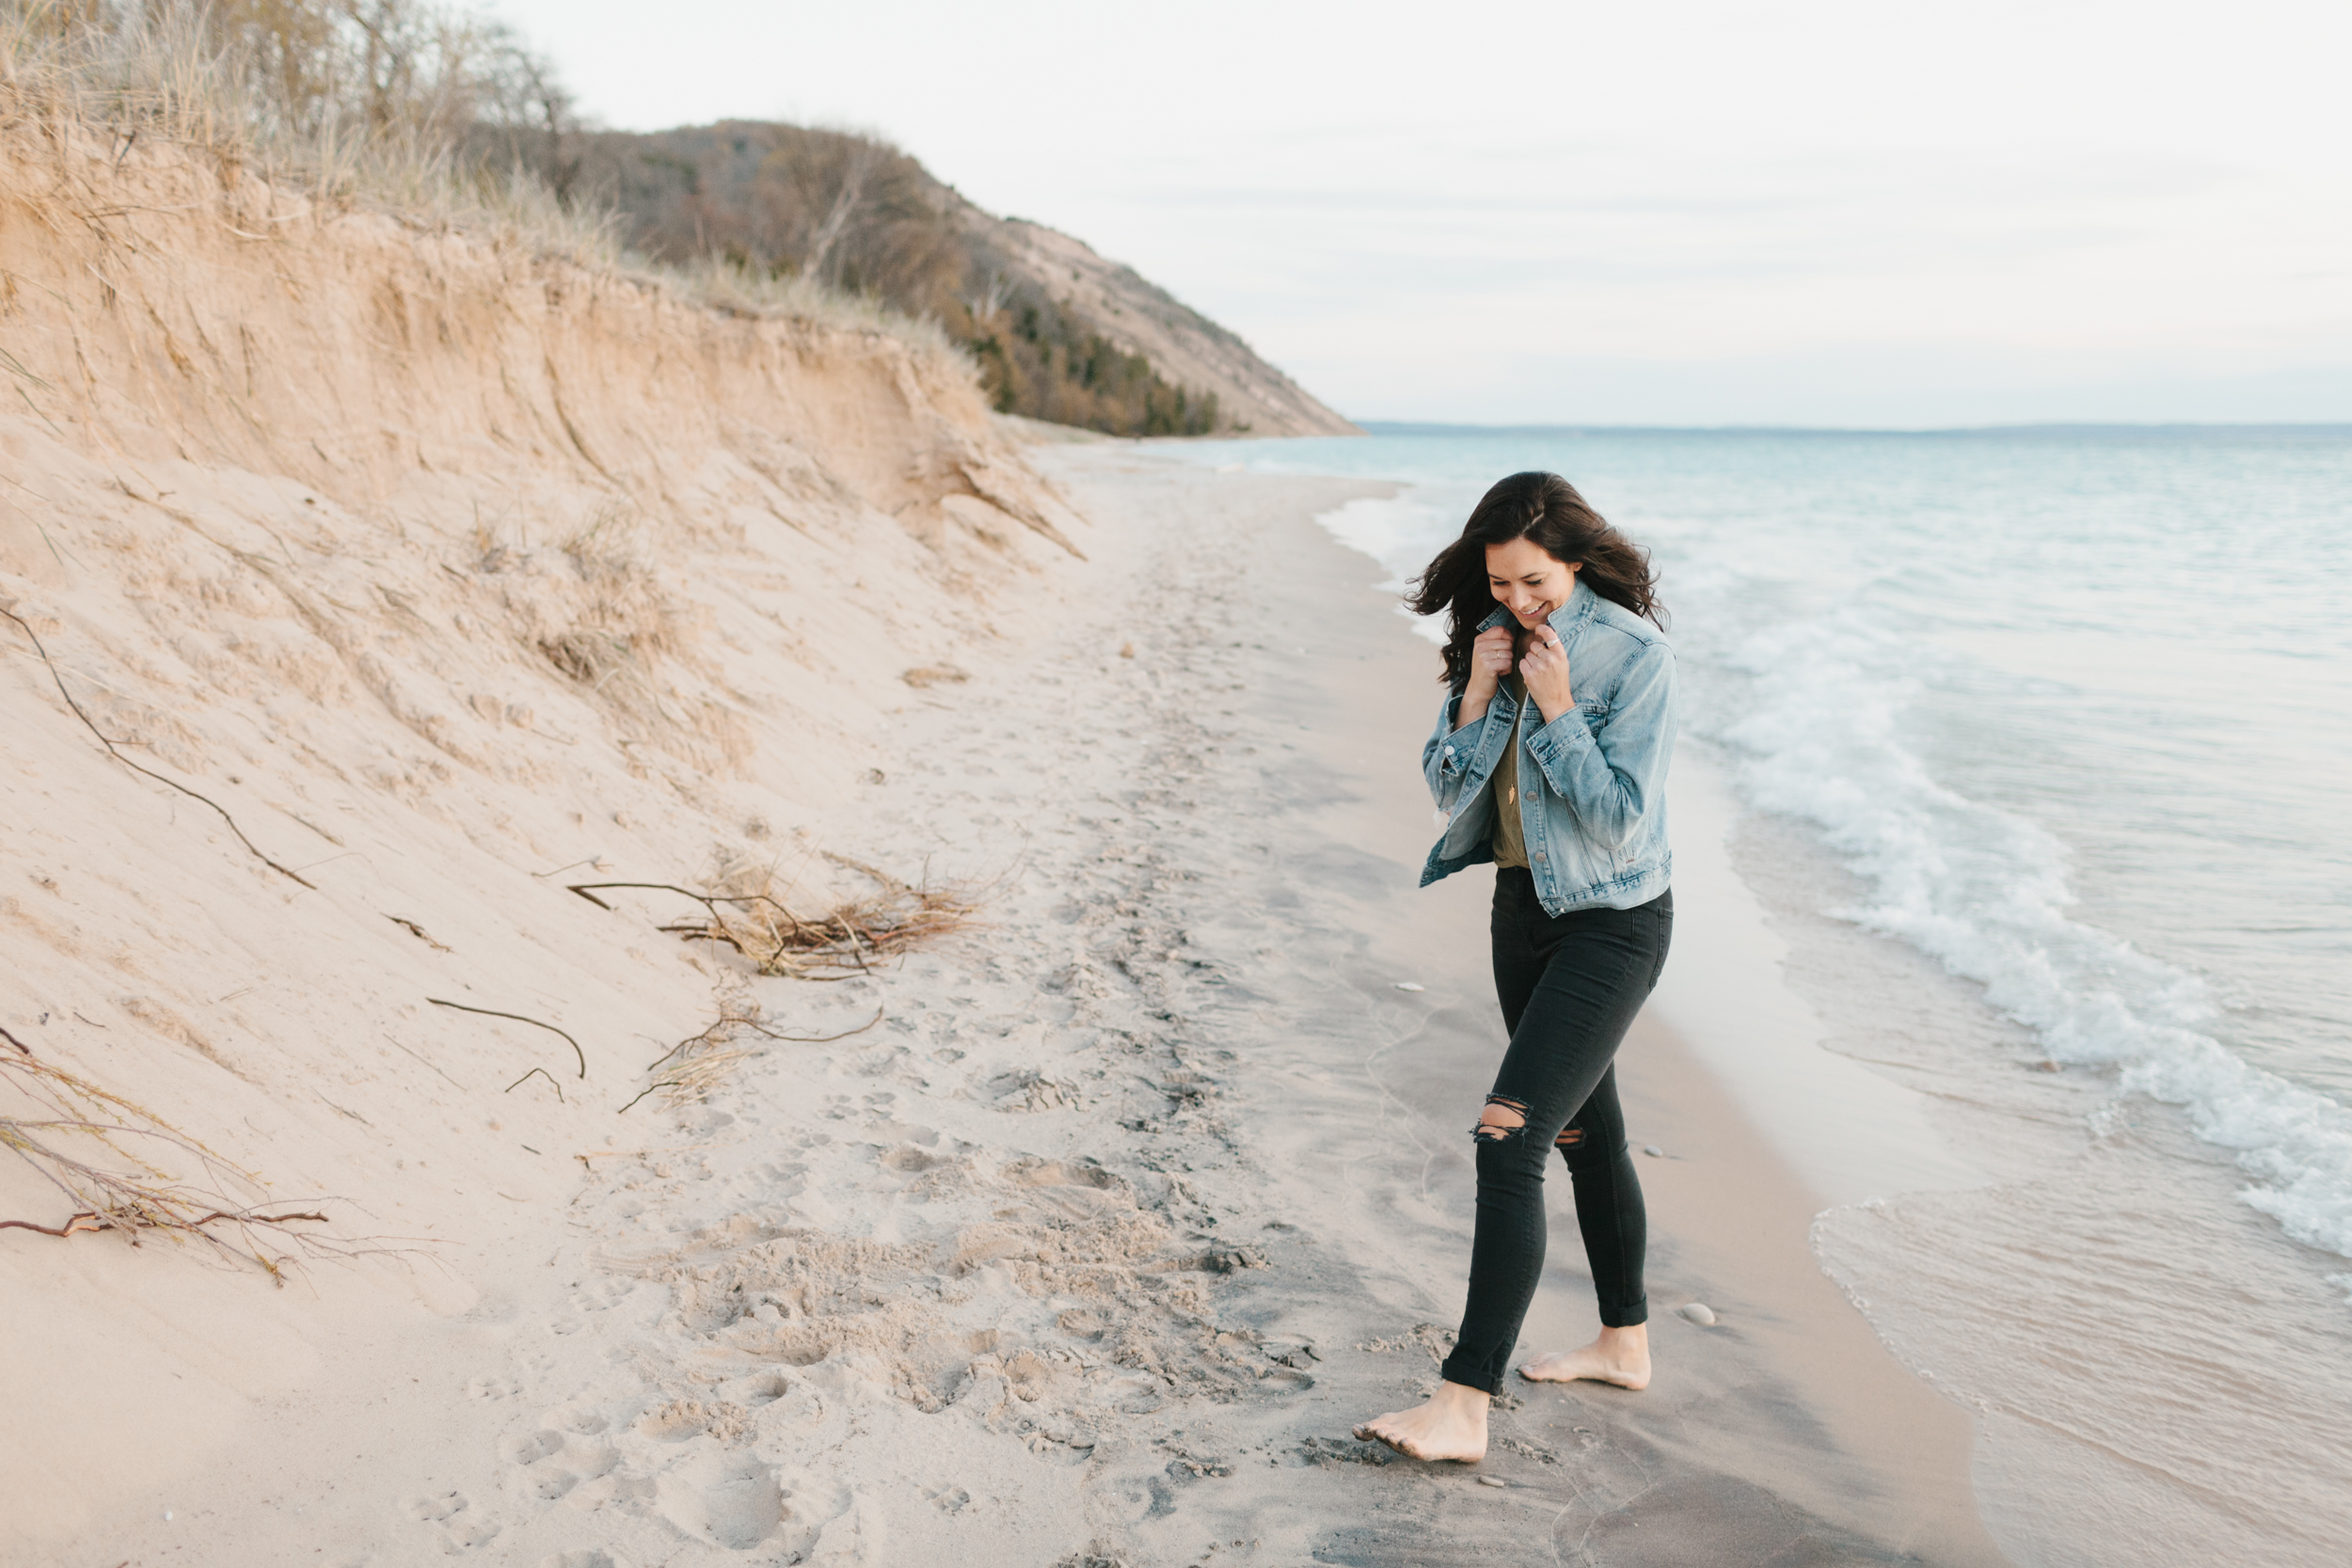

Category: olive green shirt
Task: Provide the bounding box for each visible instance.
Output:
[1492,674,1529,869]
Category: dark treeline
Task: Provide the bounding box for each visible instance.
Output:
[530,121,1221,437]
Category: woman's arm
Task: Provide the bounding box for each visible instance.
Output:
[1422,627,1518,809]
[1454,626,1516,729]
[1423,692,1482,810]
[1521,641,1676,850]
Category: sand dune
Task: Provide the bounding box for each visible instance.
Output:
[0,121,1091,1550]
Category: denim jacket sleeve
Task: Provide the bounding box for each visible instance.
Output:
[1422,689,1495,811]
[1522,640,1675,850]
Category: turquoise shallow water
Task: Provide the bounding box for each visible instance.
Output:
[1185,427,2352,1266]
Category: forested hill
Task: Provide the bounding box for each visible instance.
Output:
[553,122,1357,439]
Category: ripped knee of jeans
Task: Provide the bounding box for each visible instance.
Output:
[1554,1127,1584,1148]
[1471,1094,1530,1143]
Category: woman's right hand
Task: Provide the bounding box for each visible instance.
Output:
[1456,626,1518,726]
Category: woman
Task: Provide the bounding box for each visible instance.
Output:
[1355,470,1676,1463]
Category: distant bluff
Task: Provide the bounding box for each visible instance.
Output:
[543,121,1358,440]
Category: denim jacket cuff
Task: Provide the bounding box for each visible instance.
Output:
[1437,717,1486,775]
[1527,709,1592,760]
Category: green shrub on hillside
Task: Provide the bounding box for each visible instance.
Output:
[559,120,1227,437]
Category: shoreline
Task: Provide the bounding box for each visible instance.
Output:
[1162,430,2352,1568]
[1069,448,2006,1562]
[11,449,2008,1565]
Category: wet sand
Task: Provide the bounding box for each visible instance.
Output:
[1029,447,2010,1565]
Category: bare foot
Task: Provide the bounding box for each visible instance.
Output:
[1353,1379,1491,1462]
[1518,1323,1651,1390]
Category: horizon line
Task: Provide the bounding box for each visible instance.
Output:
[1346,419,2352,437]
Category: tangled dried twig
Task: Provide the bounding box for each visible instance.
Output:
[620,977,883,1114]
[426,998,586,1078]
[1,605,314,888]
[568,853,977,979]
[615,1078,682,1116]
[0,1047,329,1281]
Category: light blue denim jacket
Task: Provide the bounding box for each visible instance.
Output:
[1421,578,1676,913]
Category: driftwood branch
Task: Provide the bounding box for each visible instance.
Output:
[388,915,451,951]
[0,1206,327,1238]
[641,1002,884,1075]
[569,879,811,932]
[1,605,316,889]
[503,1066,564,1101]
[426,999,586,1079]
[0,1048,338,1280]
[616,1080,681,1115]
[742,1005,884,1046]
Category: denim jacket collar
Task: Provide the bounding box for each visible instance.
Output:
[1475,576,1601,644]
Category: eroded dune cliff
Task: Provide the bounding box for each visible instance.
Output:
[0,122,1089,1542]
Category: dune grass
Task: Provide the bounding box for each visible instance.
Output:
[0,1,968,360]
[0,1037,333,1280]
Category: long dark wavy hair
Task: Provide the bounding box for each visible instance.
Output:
[1407,471,1663,689]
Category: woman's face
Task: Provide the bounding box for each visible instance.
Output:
[1486,537,1581,631]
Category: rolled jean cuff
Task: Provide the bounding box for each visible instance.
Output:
[1600,1294,1648,1329]
[1437,1348,1502,1397]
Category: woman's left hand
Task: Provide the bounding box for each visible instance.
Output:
[1519,627,1575,723]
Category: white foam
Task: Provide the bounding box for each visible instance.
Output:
[1312,496,1450,644]
[1721,611,2352,1259]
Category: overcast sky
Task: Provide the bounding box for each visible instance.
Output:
[491,0,2351,427]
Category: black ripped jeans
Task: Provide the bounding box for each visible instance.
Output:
[1438,872,1674,1396]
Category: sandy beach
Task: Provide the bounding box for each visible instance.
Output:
[11,17,2352,1566]
[8,439,2013,1566]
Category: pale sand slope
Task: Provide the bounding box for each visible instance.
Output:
[0,121,1087,1559]
[24,447,2009,1564]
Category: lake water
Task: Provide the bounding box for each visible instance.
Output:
[1184,425,2352,1562]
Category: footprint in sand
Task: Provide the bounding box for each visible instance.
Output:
[723,1371,792,1406]
[501,1429,564,1465]
[567,1278,635,1313]
[651,1449,784,1551]
[636,1398,751,1442]
[401,1490,468,1522]
[1004,1156,1124,1191]
[501,1416,619,1509]
[440,1515,501,1549]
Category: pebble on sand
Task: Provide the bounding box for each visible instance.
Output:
[1478,1476,1508,1488]
[1642,1144,1664,1157]
[1677,1302,1718,1326]
[1394,982,1426,992]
